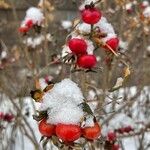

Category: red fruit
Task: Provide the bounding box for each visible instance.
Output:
[123,126,133,133]
[81,8,102,24]
[127,9,133,14]
[107,131,117,142]
[82,122,101,140]
[77,55,97,69]
[105,38,119,52]
[56,124,81,142]
[19,26,29,33]
[117,128,125,134]
[112,144,120,150]
[4,113,14,122]
[68,38,87,55]
[26,19,33,28]
[0,112,4,120]
[39,119,55,137]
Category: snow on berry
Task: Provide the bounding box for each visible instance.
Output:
[76,22,91,34]
[46,101,84,125]
[19,7,44,33]
[25,7,44,26]
[39,79,85,125]
[95,17,115,35]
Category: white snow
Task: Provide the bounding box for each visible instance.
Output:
[20,7,44,28]
[61,20,72,29]
[1,51,7,59]
[119,40,128,51]
[125,3,133,10]
[86,39,94,54]
[23,34,52,48]
[25,7,44,25]
[76,16,117,43]
[47,101,84,125]
[40,79,85,125]
[143,6,150,18]
[142,1,149,7]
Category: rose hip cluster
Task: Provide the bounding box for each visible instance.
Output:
[105,126,134,150]
[31,79,101,144]
[64,2,119,70]
[0,112,14,122]
[68,38,97,69]
[38,118,101,142]
[19,7,44,34]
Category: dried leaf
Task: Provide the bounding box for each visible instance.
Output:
[30,90,44,102]
[0,0,11,9]
[79,102,93,115]
[92,37,103,46]
[43,84,54,92]
[108,77,123,92]
[32,114,45,121]
[73,19,80,28]
[42,137,49,149]
[124,67,131,78]
[40,136,45,142]
[35,79,41,89]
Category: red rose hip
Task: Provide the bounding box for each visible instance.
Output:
[107,131,117,142]
[39,118,55,137]
[26,19,33,28]
[19,26,29,33]
[68,38,87,55]
[105,38,119,52]
[112,144,120,150]
[81,8,102,24]
[56,124,81,142]
[82,122,101,140]
[77,54,97,69]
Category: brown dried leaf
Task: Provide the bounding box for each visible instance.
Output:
[124,67,131,78]
[35,79,41,89]
[73,19,80,28]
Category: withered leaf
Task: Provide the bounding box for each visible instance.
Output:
[79,102,93,115]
